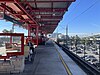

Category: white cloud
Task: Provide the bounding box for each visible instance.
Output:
[91,23,100,28]
[68,33,98,37]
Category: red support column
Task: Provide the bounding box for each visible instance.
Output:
[28,25,31,40]
[10,36,12,44]
[36,26,39,46]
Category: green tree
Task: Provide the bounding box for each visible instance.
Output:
[2,29,13,33]
[81,37,90,45]
[75,35,81,44]
[2,29,9,33]
[70,36,75,45]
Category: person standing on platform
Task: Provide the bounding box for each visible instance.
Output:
[27,40,34,54]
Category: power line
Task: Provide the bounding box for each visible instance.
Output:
[60,25,66,30]
[67,0,81,19]
[56,0,99,33]
[57,1,81,31]
[59,0,86,32]
[67,0,100,24]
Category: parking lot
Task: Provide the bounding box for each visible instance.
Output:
[69,44,99,66]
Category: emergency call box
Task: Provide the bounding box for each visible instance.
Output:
[0,33,24,59]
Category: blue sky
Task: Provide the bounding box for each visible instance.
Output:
[0,20,27,35]
[54,0,100,36]
[0,0,100,36]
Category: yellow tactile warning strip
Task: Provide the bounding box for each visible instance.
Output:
[55,48,72,75]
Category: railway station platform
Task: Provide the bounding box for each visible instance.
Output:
[0,40,87,75]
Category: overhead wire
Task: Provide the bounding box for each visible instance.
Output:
[66,0,81,19]
[55,0,100,34]
[57,0,81,30]
[67,0,100,24]
[58,0,81,32]
[59,2,78,31]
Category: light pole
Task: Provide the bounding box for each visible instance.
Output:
[75,37,77,55]
[66,25,68,46]
[98,40,100,64]
[12,24,14,33]
[84,40,86,60]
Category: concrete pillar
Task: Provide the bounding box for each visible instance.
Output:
[0,55,25,74]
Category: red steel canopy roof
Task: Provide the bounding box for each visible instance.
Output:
[0,0,75,33]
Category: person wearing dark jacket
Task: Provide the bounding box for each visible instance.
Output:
[27,40,34,54]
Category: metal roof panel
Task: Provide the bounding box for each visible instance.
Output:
[37,3,51,8]
[53,2,68,8]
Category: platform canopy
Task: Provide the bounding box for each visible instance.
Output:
[0,0,75,33]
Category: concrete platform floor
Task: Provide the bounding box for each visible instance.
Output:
[26,41,67,75]
[0,40,67,75]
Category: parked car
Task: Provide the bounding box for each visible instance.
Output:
[90,58,98,64]
[92,51,99,55]
[81,55,88,59]
[76,50,83,54]
[85,55,95,61]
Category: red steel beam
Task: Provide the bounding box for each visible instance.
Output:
[36,26,39,46]
[0,3,32,25]
[0,6,3,10]
[41,24,57,27]
[7,5,65,18]
[29,24,37,26]
[19,19,31,22]
[51,1,53,17]
[34,14,62,16]
[24,2,35,16]
[38,21,60,23]
[24,2,37,20]
[19,0,76,3]
[9,13,25,16]
[0,3,16,14]
[14,0,39,25]
[27,8,67,12]
[41,16,62,19]
[0,0,14,2]
[39,20,60,22]
[0,3,24,21]
[37,18,61,20]
[34,0,37,8]
[37,15,62,17]
[34,12,64,16]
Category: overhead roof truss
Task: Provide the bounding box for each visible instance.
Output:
[0,0,75,33]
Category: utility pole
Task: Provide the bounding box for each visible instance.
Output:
[66,25,68,46]
[56,28,58,43]
[75,36,77,55]
[12,24,14,33]
[84,40,86,60]
[99,41,100,64]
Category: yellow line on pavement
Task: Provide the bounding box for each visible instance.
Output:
[55,48,72,75]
